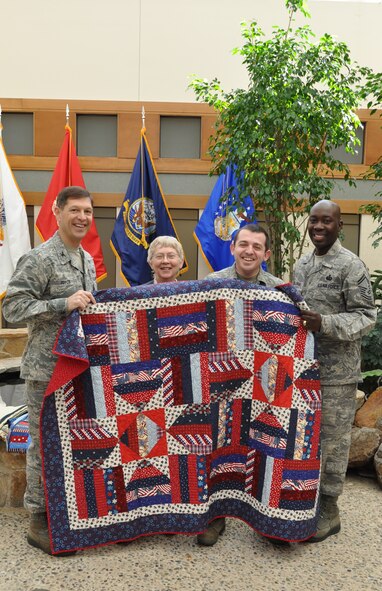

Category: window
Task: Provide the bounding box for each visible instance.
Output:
[341,213,360,255]
[160,117,201,159]
[2,113,34,155]
[76,115,117,157]
[330,124,365,165]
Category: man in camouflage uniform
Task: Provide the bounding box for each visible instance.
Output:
[204,223,283,288]
[293,200,376,542]
[3,186,97,555]
[198,224,284,547]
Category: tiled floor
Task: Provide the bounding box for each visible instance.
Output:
[0,472,380,591]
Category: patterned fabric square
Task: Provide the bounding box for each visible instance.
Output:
[253,352,293,407]
[117,409,167,462]
[70,418,119,469]
[249,405,290,459]
[125,459,172,509]
[74,465,128,519]
[112,360,163,411]
[167,404,212,455]
[42,279,321,553]
[136,300,228,359]
[208,351,253,402]
[293,360,321,411]
[209,445,248,494]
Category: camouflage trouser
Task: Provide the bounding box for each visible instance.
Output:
[320,383,357,498]
[25,379,50,513]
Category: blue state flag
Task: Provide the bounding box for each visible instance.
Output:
[111,130,188,286]
[193,165,257,271]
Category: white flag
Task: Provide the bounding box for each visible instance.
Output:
[0,123,31,299]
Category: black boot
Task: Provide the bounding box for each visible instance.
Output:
[307,495,340,543]
[197,518,226,547]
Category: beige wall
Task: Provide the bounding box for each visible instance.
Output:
[2,1,382,284]
[0,1,381,102]
[359,215,382,275]
[307,1,382,76]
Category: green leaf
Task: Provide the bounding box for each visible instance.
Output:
[361,369,382,378]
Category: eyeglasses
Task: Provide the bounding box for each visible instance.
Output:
[152,253,179,261]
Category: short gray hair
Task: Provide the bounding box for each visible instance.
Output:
[147,236,184,264]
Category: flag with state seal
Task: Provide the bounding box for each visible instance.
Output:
[194,165,258,272]
[111,127,187,286]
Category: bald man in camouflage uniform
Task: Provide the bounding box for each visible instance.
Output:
[293,200,376,543]
[3,186,97,555]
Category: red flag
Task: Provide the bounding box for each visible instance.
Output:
[36,124,107,281]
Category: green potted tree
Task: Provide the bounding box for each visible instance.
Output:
[190,0,379,279]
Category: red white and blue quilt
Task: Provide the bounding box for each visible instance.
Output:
[41,279,321,554]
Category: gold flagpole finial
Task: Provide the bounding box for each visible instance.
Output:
[141,106,145,131]
[66,104,70,125]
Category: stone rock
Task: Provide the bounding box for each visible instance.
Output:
[9,470,26,507]
[0,474,8,506]
[355,389,366,412]
[0,440,26,507]
[0,328,28,358]
[348,426,381,468]
[354,387,382,429]
[374,443,382,489]
[0,445,26,470]
[375,417,382,438]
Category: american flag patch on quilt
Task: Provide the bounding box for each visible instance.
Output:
[42,279,321,554]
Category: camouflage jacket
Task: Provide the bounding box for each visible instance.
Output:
[293,240,376,385]
[2,232,97,381]
[207,264,283,287]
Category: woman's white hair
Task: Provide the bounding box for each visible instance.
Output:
[147,236,184,264]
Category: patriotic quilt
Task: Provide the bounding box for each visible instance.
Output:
[42,279,321,554]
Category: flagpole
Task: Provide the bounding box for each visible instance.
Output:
[223,168,227,239]
[65,104,73,185]
[140,106,148,247]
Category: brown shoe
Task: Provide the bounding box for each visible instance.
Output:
[27,512,76,556]
[197,518,226,547]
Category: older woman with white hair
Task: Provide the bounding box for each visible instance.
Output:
[146,236,185,284]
